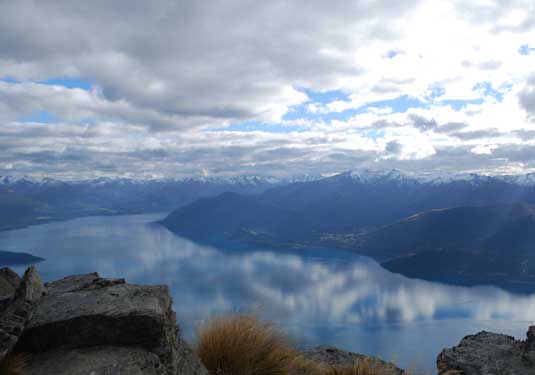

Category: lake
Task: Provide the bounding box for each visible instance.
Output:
[0,213,533,372]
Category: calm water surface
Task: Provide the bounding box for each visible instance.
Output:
[0,214,533,372]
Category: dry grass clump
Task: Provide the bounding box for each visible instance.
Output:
[195,314,295,375]
[0,353,28,375]
[195,313,416,375]
[287,354,327,375]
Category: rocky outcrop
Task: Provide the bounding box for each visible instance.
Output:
[26,346,168,375]
[8,266,535,375]
[437,327,535,375]
[304,345,406,374]
[0,266,45,361]
[0,267,22,310]
[0,267,21,296]
[0,268,207,375]
[23,272,207,375]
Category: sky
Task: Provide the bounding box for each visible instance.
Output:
[0,0,534,179]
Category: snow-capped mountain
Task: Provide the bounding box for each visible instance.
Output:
[0,175,40,185]
[4,169,535,232]
[347,169,414,184]
[336,169,535,187]
[0,175,284,188]
[497,173,535,187]
[0,174,286,230]
[162,168,535,249]
[5,170,535,189]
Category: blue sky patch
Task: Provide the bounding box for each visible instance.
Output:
[473,81,503,101]
[218,121,309,133]
[38,77,92,90]
[372,95,427,113]
[283,89,352,122]
[427,86,446,99]
[301,88,349,103]
[21,110,58,123]
[0,77,21,84]
[518,44,535,55]
[1,76,92,90]
[383,50,400,59]
[285,88,429,124]
[439,98,484,110]
[229,94,431,134]
[363,129,385,140]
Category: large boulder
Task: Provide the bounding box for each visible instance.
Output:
[437,326,535,375]
[17,272,207,375]
[26,346,167,375]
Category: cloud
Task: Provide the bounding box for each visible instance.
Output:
[518,74,535,122]
[0,0,534,178]
[0,0,418,127]
[471,144,497,155]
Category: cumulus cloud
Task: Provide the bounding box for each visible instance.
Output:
[0,0,534,178]
[518,74,535,122]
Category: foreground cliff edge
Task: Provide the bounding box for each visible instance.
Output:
[0,267,207,375]
[0,266,533,375]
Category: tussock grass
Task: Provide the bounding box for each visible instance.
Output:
[287,354,327,375]
[195,314,421,375]
[195,314,294,375]
[0,353,28,375]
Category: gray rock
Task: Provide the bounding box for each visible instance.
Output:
[44,272,124,295]
[0,266,45,361]
[304,345,406,374]
[18,272,207,375]
[437,327,535,375]
[26,346,167,375]
[0,268,21,310]
[0,268,21,293]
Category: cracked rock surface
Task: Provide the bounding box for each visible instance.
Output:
[0,269,207,375]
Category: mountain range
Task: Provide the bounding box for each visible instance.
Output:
[0,175,282,230]
[5,170,535,289]
[161,170,535,290]
[162,170,535,241]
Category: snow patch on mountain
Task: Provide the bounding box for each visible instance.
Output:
[4,171,535,188]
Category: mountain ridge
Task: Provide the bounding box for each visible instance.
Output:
[162,170,535,242]
[162,174,535,290]
[5,169,535,187]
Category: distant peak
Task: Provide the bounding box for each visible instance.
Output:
[334,169,413,184]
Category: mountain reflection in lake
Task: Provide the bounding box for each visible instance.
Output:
[0,214,533,371]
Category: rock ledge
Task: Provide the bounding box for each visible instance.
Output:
[0,268,207,375]
[437,326,535,375]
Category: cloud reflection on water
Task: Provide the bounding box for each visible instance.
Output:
[0,214,533,370]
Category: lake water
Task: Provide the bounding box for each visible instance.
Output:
[0,213,533,372]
